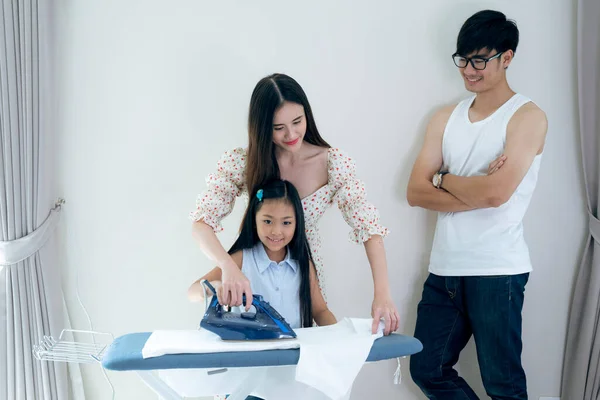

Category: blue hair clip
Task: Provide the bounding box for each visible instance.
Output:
[256,189,263,201]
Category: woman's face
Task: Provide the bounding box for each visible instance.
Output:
[272,101,306,153]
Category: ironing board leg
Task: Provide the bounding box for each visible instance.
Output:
[136,370,183,400]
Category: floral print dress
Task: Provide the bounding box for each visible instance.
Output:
[189,147,389,297]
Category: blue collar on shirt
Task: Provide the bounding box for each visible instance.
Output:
[253,243,298,274]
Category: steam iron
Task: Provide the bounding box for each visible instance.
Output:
[200,280,297,341]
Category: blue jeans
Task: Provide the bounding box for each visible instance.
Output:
[409,273,529,400]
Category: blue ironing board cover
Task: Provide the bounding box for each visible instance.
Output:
[102,332,422,371]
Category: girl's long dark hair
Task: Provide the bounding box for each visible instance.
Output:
[228,179,313,328]
[246,73,330,195]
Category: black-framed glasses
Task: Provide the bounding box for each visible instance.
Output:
[452,52,504,70]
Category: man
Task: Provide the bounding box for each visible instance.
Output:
[407,10,547,400]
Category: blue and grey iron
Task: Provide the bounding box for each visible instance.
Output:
[200,280,297,341]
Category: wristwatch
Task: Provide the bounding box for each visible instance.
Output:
[432,171,449,189]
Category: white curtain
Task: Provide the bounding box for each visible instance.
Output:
[560,0,600,399]
[0,0,84,398]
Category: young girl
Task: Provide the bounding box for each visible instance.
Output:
[188,179,336,328]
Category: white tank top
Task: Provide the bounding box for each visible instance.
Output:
[429,93,542,276]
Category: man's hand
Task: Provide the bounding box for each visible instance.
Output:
[488,154,507,175]
[441,104,547,208]
[406,105,474,212]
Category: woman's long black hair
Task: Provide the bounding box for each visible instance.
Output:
[228,179,313,328]
[245,73,330,195]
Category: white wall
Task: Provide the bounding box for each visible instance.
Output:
[55,0,585,399]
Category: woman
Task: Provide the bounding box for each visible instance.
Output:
[190,73,398,335]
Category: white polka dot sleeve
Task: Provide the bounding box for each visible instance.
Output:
[189,148,247,233]
[329,149,389,244]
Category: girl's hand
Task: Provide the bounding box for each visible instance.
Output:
[209,280,222,299]
[371,292,400,335]
[220,259,253,311]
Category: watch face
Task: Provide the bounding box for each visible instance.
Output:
[433,174,440,187]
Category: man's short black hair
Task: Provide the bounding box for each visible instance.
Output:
[456,10,519,56]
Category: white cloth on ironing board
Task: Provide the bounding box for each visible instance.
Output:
[160,366,351,400]
[294,318,384,399]
[147,318,383,399]
[141,328,300,359]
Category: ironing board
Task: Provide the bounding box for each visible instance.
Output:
[102,331,422,399]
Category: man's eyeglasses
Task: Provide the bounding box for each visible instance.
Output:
[452,52,504,70]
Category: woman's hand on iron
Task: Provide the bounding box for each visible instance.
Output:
[220,261,253,311]
[371,292,400,336]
